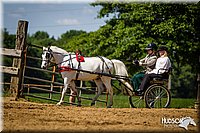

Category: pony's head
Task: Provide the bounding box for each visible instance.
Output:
[41,46,53,69]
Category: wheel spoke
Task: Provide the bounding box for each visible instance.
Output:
[145,85,171,108]
[160,89,168,98]
[129,96,145,108]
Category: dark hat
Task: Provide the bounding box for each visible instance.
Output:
[158,45,168,52]
[145,43,157,51]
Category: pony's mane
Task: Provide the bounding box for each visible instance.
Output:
[50,46,68,54]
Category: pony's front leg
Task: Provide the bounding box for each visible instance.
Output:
[57,77,70,105]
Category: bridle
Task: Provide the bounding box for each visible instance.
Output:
[42,48,54,67]
[42,48,76,69]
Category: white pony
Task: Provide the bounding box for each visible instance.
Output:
[41,46,133,108]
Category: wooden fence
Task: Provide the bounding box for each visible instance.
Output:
[1,20,28,99]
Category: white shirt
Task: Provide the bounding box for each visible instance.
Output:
[148,55,171,74]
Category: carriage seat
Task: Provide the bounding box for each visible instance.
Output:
[151,67,172,84]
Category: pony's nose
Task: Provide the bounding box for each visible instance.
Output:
[41,64,46,69]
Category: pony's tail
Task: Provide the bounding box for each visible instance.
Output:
[111,59,134,96]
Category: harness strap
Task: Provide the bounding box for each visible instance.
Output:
[97,56,112,74]
[75,61,81,80]
[75,51,84,80]
[58,66,72,72]
[69,54,73,68]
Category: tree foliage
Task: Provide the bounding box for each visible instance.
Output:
[90,3,200,73]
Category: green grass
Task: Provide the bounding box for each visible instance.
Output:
[23,93,131,108]
[170,98,196,108]
[21,93,196,108]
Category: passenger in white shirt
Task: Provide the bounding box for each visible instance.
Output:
[137,45,171,95]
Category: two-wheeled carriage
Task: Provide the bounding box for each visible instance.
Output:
[128,68,172,108]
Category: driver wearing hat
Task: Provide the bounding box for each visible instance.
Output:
[131,43,157,92]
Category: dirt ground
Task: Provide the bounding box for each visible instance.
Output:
[2,97,199,132]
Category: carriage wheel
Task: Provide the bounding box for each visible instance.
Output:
[144,84,171,108]
[129,95,146,108]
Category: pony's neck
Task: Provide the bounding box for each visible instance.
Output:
[52,53,65,66]
[50,46,68,66]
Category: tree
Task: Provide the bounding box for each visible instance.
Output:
[90,3,200,73]
[56,30,86,49]
[85,2,199,98]
[2,28,16,49]
[28,31,55,47]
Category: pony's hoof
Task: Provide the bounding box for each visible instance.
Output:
[77,104,81,107]
[77,102,82,107]
[107,105,112,108]
[91,102,95,106]
[56,102,61,106]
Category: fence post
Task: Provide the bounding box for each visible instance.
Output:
[10,20,28,100]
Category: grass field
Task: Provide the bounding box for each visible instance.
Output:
[21,93,196,108]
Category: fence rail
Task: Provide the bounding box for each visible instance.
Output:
[0,48,22,76]
[0,48,22,58]
[25,66,60,75]
[0,66,19,75]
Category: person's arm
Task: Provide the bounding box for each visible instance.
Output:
[139,56,157,67]
[139,55,148,66]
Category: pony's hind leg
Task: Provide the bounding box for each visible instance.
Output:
[101,77,113,108]
[70,81,81,106]
[91,79,105,106]
[69,90,76,104]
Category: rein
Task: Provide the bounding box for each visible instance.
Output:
[49,57,77,68]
